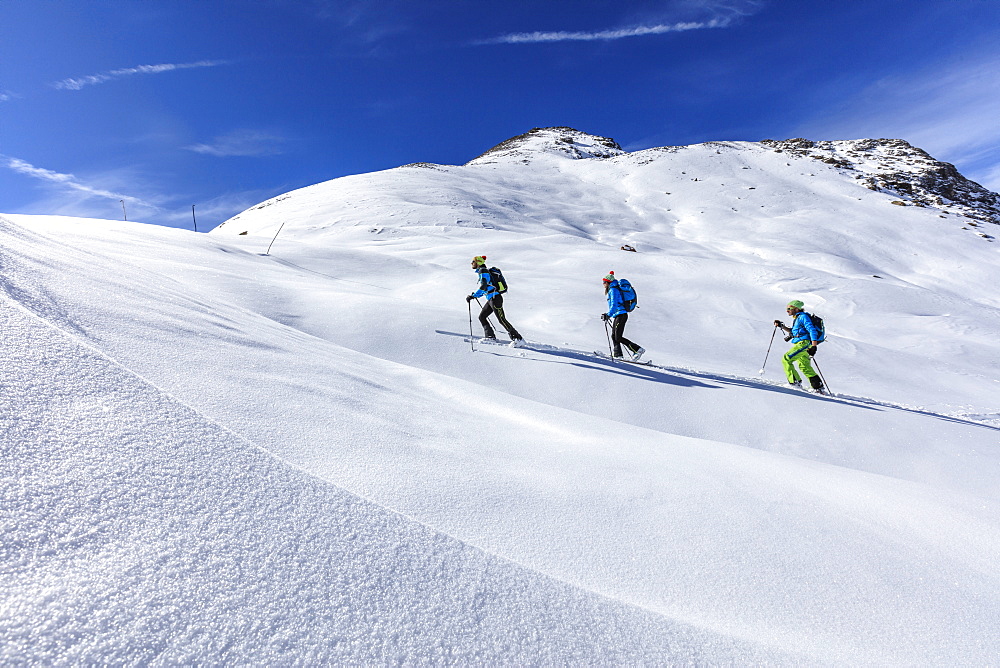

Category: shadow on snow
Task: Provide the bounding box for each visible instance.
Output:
[436,330,1000,432]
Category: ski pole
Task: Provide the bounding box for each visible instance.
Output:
[811,354,833,397]
[759,324,778,375]
[604,317,614,357]
[474,297,499,332]
[468,300,475,352]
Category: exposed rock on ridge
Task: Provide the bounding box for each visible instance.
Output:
[466,127,624,165]
[761,138,1000,227]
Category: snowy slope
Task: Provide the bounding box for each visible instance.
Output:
[4,290,783,665]
[214,127,1000,416]
[3,128,1000,664]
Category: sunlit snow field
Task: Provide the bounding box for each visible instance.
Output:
[3,132,999,664]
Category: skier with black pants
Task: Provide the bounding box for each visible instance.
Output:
[466,255,523,345]
[602,271,644,360]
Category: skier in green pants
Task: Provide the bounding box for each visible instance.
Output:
[774,300,825,393]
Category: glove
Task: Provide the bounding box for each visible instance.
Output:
[466,295,473,303]
[601,313,610,322]
[773,320,784,327]
[783,335,791,342]
[808,345,818,356]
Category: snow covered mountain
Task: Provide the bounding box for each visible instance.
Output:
[3,127,1000,664]
[214,126,1000,413]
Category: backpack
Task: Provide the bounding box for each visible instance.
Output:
[615,279,637,312]
[804,312,825,342]
[488,267,508,294]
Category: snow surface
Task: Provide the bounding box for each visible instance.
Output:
[3,130,1000,664]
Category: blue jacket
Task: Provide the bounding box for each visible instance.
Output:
[790,312,821,344]
[605,280,628,318]
[471,266,498,299]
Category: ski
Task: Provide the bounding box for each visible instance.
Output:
[593,350,653,365]
[464,337,526,349]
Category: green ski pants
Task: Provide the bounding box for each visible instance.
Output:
[782,340,818,383]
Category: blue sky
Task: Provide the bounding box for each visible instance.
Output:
[2,0,999,230]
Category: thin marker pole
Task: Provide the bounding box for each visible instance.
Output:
[265,222,286,255]
[120,200,127,221]
[191,205,198,232]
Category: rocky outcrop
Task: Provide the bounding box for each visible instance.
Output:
[761,138,1000,226]
[466,127,624,165]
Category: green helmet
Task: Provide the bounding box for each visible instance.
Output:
[787,300,805,309]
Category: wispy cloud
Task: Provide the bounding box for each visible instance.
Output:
[973,162,1000,193]
[479,18,730,45]
[476,1,763,45]
[184,130,287,158]
[2,155,155,208]
[797,51,1000,191]
[52,60,227,91]
[1,153,270,228]
[175,188,281,228]
[0,89,15,102]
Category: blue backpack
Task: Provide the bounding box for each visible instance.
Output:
[615,279,637,312]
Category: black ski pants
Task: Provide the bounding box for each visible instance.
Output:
[610,313,640,357]
[479,295,521,340]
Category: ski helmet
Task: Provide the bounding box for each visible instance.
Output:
[472,255,486,268]
[787,300,805,309]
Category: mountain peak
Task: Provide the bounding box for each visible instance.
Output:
[466,127,624,165]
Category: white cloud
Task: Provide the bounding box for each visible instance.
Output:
[481,18,730,44]
[0,89,15,102]
[184,130,287,158]
[1,154,273,228]
[477,1,762,45]
[797,52,1000,191]
[0,154,276,228]
[970,161,1000,194]
[2,155,155,209]
[180,189,280,229]
[52,60,226,91]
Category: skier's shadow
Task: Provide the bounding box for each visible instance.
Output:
[436,330,714,389]
[536,345,718,388]
[436,330,999,429]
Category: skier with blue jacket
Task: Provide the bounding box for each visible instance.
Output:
[466,255,523,345]
[774,300,825,393]
[602,271,644,360]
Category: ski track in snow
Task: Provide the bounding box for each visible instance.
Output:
[453,331,1000,430]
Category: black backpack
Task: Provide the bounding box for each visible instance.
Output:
[805,313,826,342]
[488,267,508,294]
